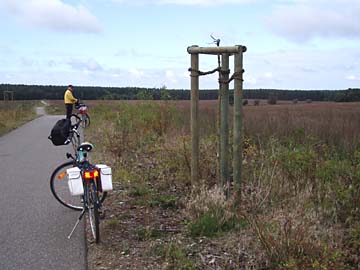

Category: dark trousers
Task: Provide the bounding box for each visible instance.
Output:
[65,104,73,119]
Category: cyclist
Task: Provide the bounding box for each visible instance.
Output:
[64,85,79,119]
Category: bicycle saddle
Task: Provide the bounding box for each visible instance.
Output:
[77,142,94,152]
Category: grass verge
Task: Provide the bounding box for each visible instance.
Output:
[0,101,38,136]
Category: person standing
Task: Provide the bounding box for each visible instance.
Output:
[64,85,78,119]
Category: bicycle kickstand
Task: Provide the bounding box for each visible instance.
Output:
[68,209,86,239]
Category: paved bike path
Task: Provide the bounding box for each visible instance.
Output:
[0,116,86,270]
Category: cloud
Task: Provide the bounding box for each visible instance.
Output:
[0,44,15,55]
[129,68,145,78]
[47,60,57,68]
[0,0,101,33]
[20,57,36,67]
[264,72,272,79]
[244,47,360,89]
[157,0,253,5]
[165,70,178,83]
[265,0,360,42]
[67,58,103,72]
[111,0,254,5]
[106,67,192,88]
[244,71,280,88]
[346,75,360,81]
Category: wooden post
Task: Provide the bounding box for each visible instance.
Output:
[219,53,230,191]
[187,46,243,54]
[233,46,245,194]
[190,46,199,184]
[187,45,246,193]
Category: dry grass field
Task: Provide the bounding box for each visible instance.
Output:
[46,99,360,270]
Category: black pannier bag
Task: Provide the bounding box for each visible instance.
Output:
[48,119,71,146]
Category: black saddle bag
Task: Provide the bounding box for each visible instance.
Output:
[48,119,71,146]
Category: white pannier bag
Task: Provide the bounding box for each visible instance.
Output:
[96,164,113,191]
[67,167,84,196]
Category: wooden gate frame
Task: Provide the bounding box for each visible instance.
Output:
[3,91,14,101]
[187,45,246,194]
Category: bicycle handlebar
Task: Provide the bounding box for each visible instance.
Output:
[75,102,87,109]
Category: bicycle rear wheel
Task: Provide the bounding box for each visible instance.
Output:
[50,161,83,211]
[87,181,100,243]
[50,161,107,211]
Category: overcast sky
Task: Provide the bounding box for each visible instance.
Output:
[0,0,359,90]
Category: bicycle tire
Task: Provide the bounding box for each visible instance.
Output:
[78,113,90,128]
[50,161,107,211]
[69,114,81,127]
[87,181,100,243]
[70,130,80,153]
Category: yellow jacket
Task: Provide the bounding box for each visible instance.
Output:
[64,89,78,104]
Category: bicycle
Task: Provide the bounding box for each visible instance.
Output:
[75,101,90,128]
[65,116,81,154]
[50,141,110,243]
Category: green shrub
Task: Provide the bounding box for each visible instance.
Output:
[133,227,164,241]
[188,209,247,238]
[188,211,223,237]
[344,223,360,267]
[149,194,178,209]
[276,144,316,192]
[128,184,152,197]
[155,242,196,270]
[106,218,120,229]
[315,158,360,224]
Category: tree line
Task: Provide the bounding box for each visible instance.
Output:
[1,84,359,102]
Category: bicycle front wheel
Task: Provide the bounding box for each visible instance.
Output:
[87,181,100,243]
[78,113,90,128]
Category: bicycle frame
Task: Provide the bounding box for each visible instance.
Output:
[63,115,81,154]
[50,113,103,242]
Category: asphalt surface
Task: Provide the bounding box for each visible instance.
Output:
[0,115,86,270]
